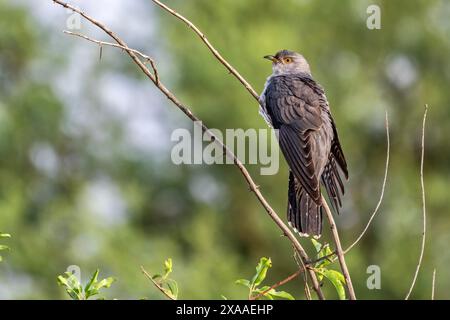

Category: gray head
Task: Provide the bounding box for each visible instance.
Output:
[264,50,311,75]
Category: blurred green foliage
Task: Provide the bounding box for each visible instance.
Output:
[0,0,449,299]
[0,233,11,262]
[57,269,115,300]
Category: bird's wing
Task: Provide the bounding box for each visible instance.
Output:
[264,75,324,204]
[330,118,348,179]
[321,111,348,213]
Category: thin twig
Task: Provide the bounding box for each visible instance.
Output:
[405,104,428,300]
[151,0,259,101]
[303,272,312,300]
[345,110,390,254]
[53,0,324,300]
[63,30,159,83]
[322,196,356,300]
[431,268,436,300]
[250,269,304,300]
[141,266,175,300]
[307,251,336,266]
[292,249,312,300]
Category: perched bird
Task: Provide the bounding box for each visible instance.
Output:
[260,50,348,238]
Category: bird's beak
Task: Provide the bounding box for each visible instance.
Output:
[264,55,278,63]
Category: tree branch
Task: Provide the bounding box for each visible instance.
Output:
[63,30,160,84]
[151,0,259,101]
[405,104,428,300]
[52,0,325,300]
[322,196,356,300]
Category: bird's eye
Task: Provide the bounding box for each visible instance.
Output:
[284,58,292,63]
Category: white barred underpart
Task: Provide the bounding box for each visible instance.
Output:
[259,75,274,127]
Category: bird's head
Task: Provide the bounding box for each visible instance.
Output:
[264,50,311,76]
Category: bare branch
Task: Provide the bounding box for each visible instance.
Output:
[151,0,260,101]
[345,110,390,254]
[53,0,325,300]
[405,104,429,300]
[64,31,152,61]
[63,30,159,83]
[322,196,356,300]
[141,266,175,300]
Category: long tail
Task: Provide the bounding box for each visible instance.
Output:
[287,171,323,238]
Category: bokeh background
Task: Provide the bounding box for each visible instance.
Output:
[0,0,449,299]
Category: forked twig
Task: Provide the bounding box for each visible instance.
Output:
[63,30,159,83]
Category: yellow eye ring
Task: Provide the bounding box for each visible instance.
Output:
[284,58,292,63]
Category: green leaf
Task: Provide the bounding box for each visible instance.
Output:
[166,279,178,299]
[263,292,274,300]
[316,244,334,268]
[311,239,335,268]
[93,277,115,290]
[235,279,251,288]
[58,269,114,300]
[57,273,83,300]
[221,295,228,300]
[164,258,173,277]
[85,269,99,292]
[0,233,11,262]
[253,286,295,300]
[64,272,82,291]
[267,289,295,300]
[145,259,180,300]
[311,238,322,253]
[317,272,324,282]
[152,274,162,280]
[317,269,346,300]
[57,275,70,287]
[252,286,272,300]
[251,257,272,287]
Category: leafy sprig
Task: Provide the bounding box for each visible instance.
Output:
[236,257,294,300]
[0,233,11,262]
[57,269,115,300]
[311,239,346,300]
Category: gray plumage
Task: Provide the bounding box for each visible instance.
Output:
[260,50,348,237]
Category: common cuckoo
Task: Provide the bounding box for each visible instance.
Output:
[260,50,348,238]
